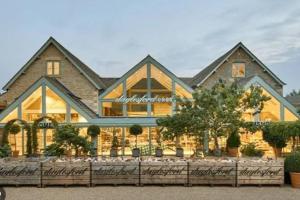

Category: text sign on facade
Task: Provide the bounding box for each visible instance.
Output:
[115,95,174,104]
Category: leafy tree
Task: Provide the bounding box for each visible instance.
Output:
[47,124,92,157]
[162,80,270,154]
[287,89,300,97]
[157,112,191,149]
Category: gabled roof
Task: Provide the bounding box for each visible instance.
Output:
[0,76,97,122]
[190,42,286,87]
[99,55,194,98]
[2,37,106,91]
[286,95,300,108]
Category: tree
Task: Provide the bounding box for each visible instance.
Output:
[157,113,191,149]
[47,124,92,157]
[287,89,300,97]
[175,80,270,154]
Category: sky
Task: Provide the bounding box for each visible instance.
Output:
[0,0,299,95]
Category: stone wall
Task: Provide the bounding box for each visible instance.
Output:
[201,48,283,95]
[0,44,99,112]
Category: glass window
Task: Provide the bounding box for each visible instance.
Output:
[103,83,123,99]
[71,108,87,122]
[284,108,299,121]
[22,87,42,122]
[102,102,123,116]
[175,83,193,99]
[46,61,60,75]
[126,64,147,98]
[45,87,66,122]
[124,127,149,156]
[99,127,123,156]
[259,89,280,121]
[232,63,245,77]
[0,108,18,123]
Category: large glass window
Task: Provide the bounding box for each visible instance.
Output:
[0,108,18,123]
[99,127,123,156]
[22,87,42,122]
[100,63,193,117]
[46,87,66,122]
[1,85,88,124]
[71,108,87,122]
[259,89,280,121]
[284,108,299,121]
[124,127,149,156]
[102,102,123,116]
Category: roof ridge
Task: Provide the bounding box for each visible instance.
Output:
[190,42,285,87]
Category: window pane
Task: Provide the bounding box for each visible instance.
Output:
[22,87,42,122]
[259,89,280,121]
[46,87,66,122]
[124,127,149,156]
[71,108,87,122]
[232,63,245,77]
[47,62,53,75]
[103,83,123,99]
[127,103,148,117]
[150,64,172,98]
[99,128,122,156]
[126,64,147,98]
[102,102,123,116]
[175,83,192,98]
[53,62,60,75]
[284,108,299,121]
[0,108,18,123]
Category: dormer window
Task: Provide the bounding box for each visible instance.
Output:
[47,61,60,76]
[232,63,245,78]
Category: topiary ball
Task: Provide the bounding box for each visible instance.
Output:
[87,125,100,138]
[9,124,21,135]
[129,124,143,136]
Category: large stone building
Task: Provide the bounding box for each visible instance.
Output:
[0,37,299,156]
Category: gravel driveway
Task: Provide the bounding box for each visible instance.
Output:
[3,186,300,200]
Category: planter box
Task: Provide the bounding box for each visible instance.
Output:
[237,158,284,186]
[188,160,236,186]
[0,160,41,186]
[140,161,187,185]
[41,161,90,187]
[91,161,139,186]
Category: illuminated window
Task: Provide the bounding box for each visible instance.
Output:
[47,61,60,75]
[232,63,245,78]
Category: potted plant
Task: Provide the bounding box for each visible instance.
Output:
[240,143,264,157]
[110,129,119,157]
[155,127,163,157]
[9,124,21,157]
[129,124,143,157]
[262,124,287,158]
[87,125,100,157]
[226,131,241,157]
[0,144,11,158]
[285,151,300,188]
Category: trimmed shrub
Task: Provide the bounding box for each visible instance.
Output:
[87,125,100,138]
[285,151,300,173]
[241,143,264,157]
[227,132,241,148]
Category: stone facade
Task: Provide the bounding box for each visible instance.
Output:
[201,47,283,95]
[0,44,99,112]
